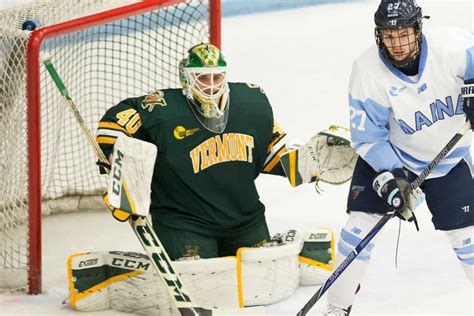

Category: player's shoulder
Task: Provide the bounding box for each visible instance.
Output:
[229,82,270,105]
[351,44,384,83]
[138,89,181,111]
[353,45,380,71]
[115,88,184,113]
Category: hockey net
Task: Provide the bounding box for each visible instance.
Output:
[0,0,219,294]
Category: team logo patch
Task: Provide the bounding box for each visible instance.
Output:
[389,85,406,97]
[141,90,167,111]
[173,125,200,140]
[351,185,365,200]
[417,83,427,94]
[392,197,401,208]
[309,233,328,240]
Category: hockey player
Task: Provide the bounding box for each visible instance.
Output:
[96,43,280,260]
[96,43,354,261]
[324,1,474,315]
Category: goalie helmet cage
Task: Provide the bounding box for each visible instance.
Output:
[0,0,221,295]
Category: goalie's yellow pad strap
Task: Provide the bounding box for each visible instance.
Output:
[298,256,333,271]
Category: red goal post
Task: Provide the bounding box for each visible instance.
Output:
[0,0,221,295]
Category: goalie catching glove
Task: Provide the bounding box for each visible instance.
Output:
[280,125,358,188]
[372,168,425,221]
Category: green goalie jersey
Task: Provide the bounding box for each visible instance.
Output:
[97,83,287,235]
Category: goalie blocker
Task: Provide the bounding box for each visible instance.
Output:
[104,135,157,221]
[66,229,334,313]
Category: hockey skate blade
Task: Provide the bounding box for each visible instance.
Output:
[212,306,267,315]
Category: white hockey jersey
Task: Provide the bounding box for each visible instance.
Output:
[349,27,474,178]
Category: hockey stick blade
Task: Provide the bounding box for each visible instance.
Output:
[296,120,471,316]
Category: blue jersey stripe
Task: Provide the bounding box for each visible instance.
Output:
[340,229,375,252]
[349,94,402,171]
[465,45,474,80]
[454,244,474,255]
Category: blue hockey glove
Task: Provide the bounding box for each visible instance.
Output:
[461,79,474,129]
[372,169,425,221]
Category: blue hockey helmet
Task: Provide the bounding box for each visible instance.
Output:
[374,0,423,29]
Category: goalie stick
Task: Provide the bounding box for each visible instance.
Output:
[43,56,211,316]
[296,120,472,316]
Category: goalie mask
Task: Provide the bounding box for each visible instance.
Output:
[179,43,230,133]
[374,0,427,68]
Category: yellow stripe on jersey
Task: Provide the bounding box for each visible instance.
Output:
[288,150,297,187]
[267,132,286,154]
[96,136,117,145]
[263,145,287,173]
[98,121,131,136]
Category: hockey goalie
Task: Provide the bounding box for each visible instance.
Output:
[66,44,357,314]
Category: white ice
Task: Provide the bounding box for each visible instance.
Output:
[0,0,473,315]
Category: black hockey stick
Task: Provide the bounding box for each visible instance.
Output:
[296,120,472,316]
[43,56,211,316]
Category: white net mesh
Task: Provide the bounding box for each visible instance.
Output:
[0,0,212,291]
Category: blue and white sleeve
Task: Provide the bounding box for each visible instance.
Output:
[348,62,403,172]
[450,30,474,82]
[464,33,474,82]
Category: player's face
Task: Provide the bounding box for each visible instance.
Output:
[194,72,226,95]
[381,27,418,62]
